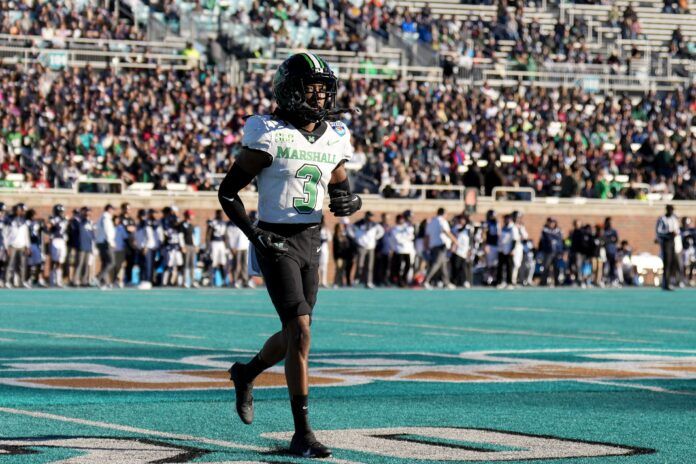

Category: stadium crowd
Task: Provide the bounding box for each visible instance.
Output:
[1,201,694,290]
[362,1,693,63]
[0,0,145,41]
[1,63,694,200]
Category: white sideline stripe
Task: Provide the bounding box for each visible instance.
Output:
[0,407,365,464]
[0,338,15,342]
[492,306,696,322]
[423,332,464,337]
[342,333,380,338]
[577,380,696,396]
[188,309,654,344]
[0,328,252,353]
[654,329,692,335]
[0,406,265,451]
[169,334,206,340]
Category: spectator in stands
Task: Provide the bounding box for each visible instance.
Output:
[0,0,145,40]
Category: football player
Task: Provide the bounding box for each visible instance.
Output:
[26,209,47,287]
[49,204,69,287]
[218,52,362,458]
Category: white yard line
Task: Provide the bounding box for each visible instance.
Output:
[0,328,251,353]
[187,309,655,344]
[576,380,696,396]
[492,306,696,322]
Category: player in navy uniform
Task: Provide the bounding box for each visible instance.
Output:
[26,209,47,287]
[218,53,362,458]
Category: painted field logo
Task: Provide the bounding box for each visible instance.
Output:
[0,429,654,462]
[0,349,694,391]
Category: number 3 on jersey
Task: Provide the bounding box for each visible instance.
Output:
[293,164,323,214]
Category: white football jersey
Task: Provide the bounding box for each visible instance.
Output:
[242,115,353,224]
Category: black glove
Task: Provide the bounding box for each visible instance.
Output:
[329,190,362,217]
[251,227,289,260]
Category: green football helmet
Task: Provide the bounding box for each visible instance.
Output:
[273,52,338,124]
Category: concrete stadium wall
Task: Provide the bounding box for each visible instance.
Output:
[2,190,696,255]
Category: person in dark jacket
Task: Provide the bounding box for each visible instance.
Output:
[539,217,563,286]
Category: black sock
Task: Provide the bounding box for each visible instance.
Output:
[243,353,270,381]
[290,395,311,436]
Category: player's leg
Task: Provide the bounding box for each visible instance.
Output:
[284,236,331,458]
[229,252,307,425]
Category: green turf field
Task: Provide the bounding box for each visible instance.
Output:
[0,288,694,463]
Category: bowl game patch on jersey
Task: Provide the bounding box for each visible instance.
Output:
[329,121,347,137]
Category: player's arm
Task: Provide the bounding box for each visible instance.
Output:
[217,148,288,259]
[328,161,362,217]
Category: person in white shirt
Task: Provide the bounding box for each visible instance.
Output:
[656,204,681,290]
[318,217,332,288]
[73,207,95,287]
[349,211,384,288]
[389,213,415,287]
[511,210,528,286]
[206,210,229,287]
[227,217,251,288]
[95,204,116,288]
[452,214,473,288]
[4,203,30,288]
[497,214,519,288]
[424,207,456,289]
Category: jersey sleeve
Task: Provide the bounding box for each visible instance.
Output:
[241,116,272,155]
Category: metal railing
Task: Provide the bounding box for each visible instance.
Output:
[0,33,187,53]
[378,184,467,210]
[0,45,198,70]
[274,47,405,66]
[478,68,689,92]
[246,58,443,82]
